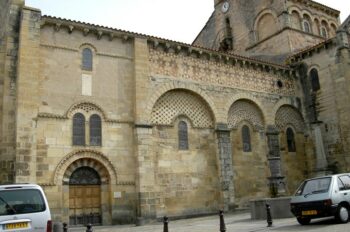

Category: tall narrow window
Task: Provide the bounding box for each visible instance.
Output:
[320,27,328,38]
[242,125,252,152]
[303,21,311,33]
[310,68,320,92]
[90,114,102,146]
[178,121,188,150]
[73,113,85,146]
[286,127,296,152]
[82,48,93,71]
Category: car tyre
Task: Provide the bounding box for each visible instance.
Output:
[297,217,311,225]
[336,205,349,223]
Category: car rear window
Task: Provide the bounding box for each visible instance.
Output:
[0,189,46,215]
[295,177,331,196]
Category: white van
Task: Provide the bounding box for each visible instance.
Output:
[290,173,350,225]
[0,184,52,232]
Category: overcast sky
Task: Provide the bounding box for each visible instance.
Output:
[25,0,350,44]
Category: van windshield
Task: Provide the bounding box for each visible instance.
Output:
[0,189,46,216]
[295,177,331,196]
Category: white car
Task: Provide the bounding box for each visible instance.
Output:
[290,173,350,225]
[0,184,52,231]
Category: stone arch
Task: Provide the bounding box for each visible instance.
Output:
[54,149,117,185]
[330,23,338,37]
[254,10,278,40]
[271,98,300,122]
[146,83,218,125]
[302,13,313,33]
[228,99,265,131]
[150,89,214,128]
[275,105,305,133]
[79,43,97,53]
[314,18,321,35]
[290,10,301,30]
[224,93,266,124]
[66,101,107,120]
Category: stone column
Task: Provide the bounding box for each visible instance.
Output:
[311,122,328,175]
[216,124,235,211]
[266,125,286,196]
[134,124,158,225]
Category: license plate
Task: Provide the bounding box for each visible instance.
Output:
[5,222,29,230]
[302,210,317,216]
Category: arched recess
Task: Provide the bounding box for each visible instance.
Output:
[330,23,337,37]
[224,93,266,124]
[255,10,278,40]
[66,101,107,120]
[150,89,215,128]
[54,149,117,185]
[146,84,218,124]
[302,14,312,33]
[290,10,301,30]
[228,99,265,131]
[275,105,305,133]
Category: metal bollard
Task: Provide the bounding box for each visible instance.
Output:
[63,222,68,232]
[86,223,93,232]
[219,210,226,232]
[266,203,273,227]
[163,216,169,232]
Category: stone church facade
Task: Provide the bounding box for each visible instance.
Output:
[1,0,350,226]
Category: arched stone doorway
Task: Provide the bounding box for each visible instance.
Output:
[54,150,117,225]
[69,167,102,225]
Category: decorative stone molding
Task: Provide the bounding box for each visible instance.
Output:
[228,100,265,131]
[66,101,107,119]
[53,149,118,185]
[149,49,295,96]
[146,82,218,125]
[224,93,266,124]
[37,112,68,120]
[150,89,215,128]
[275,105,305,133]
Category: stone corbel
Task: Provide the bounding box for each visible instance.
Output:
[83,28,90,36]
[153,40,160,49]
[187,47,193,56]
[55,23,61,32]
[176,45,182,54]
[109,33,114,41]
[68,25,74,34]
[97,30,103,40]
[123,35,129,42]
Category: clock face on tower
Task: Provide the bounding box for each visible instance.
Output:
[221,1,230,13]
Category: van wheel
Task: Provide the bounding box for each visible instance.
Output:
[336,206,349,223]
[297,217,311,225]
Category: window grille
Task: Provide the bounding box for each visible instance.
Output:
[69,167,101,185]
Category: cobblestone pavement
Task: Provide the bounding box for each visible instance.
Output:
[69,212,349,232]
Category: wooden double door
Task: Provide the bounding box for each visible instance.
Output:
[69,167,102,225]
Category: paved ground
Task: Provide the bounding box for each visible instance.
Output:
[69,212,350,232]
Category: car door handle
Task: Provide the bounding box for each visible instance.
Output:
[344,193,348,195]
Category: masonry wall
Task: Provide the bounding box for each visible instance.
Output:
[0,0,24,183]
[146,45,310,208]
[194,0,340,63]
[297,42,350,173]
[24,20,137,222]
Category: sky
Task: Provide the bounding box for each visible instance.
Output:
[25,0,350,44]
